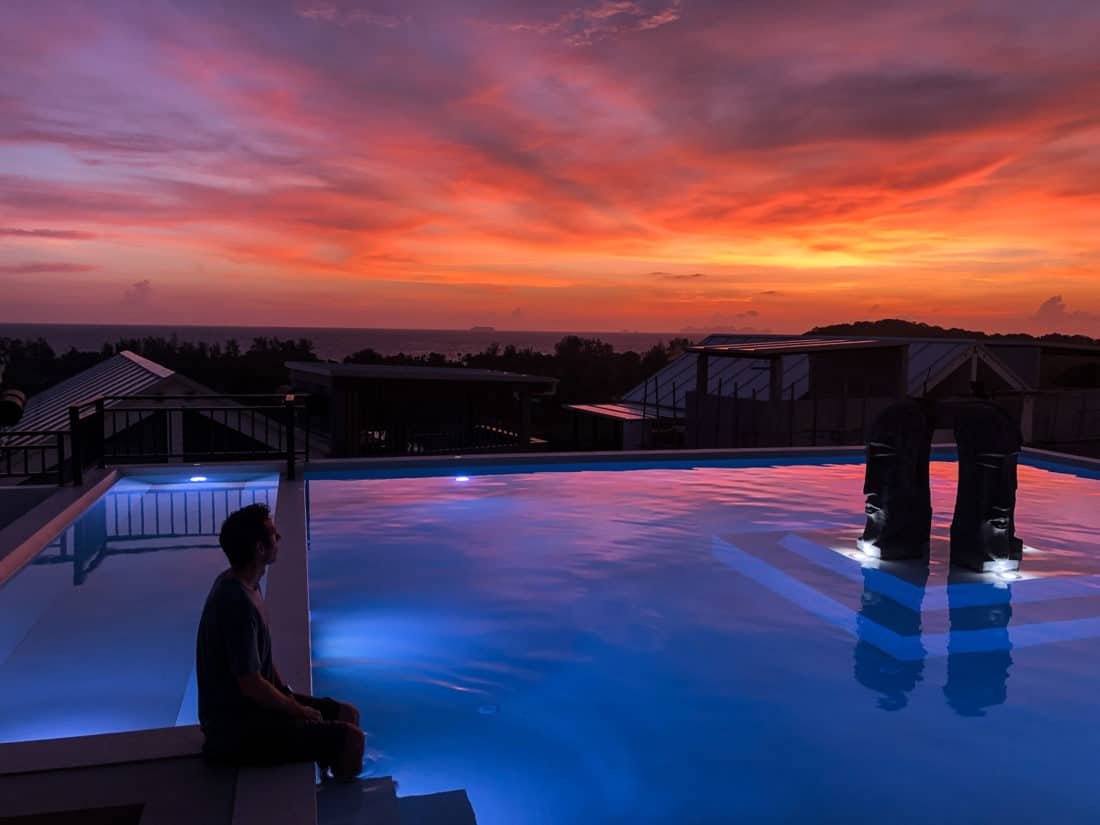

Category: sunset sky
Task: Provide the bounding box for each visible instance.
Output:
[2,0,1099,335]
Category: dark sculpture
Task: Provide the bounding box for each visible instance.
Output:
[860,397,1024,572]
[949,401,1024,572]
[859,398,934,560]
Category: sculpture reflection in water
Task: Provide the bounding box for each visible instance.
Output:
[852,566,1014,716]
[32,483,277,585]
[943,580,1013,717]
[853,563,929,711]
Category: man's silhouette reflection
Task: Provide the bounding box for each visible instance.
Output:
[853,563,928,711]
[943,578,1013,717]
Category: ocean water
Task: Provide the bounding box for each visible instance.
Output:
[0,323,684,362]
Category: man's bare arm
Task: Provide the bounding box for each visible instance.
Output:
[237,672,321,720]
[270,661,291,694]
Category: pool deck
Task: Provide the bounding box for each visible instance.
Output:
[1,444,1098,823]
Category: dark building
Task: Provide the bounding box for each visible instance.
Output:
[565,334,1100,456]
[286,362,558,457]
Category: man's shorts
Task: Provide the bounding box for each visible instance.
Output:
[202,694,358,770]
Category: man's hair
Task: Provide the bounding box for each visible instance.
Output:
[219,503,273,568]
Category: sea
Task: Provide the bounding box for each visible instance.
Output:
[0,324,687,362]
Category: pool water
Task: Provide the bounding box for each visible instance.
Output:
[0,477,277,743]
[306,458,1100,824]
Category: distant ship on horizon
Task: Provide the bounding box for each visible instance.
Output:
[469,326,496,333]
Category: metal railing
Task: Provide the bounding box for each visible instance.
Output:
[0,429,71,485]
[1,393,310,485]
[358,421,529,456]
[32,481,279,585]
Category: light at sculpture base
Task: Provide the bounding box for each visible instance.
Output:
[982,558,1020,574]
[855,539,881,559]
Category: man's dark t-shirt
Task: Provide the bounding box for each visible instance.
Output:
[196,570,277,734]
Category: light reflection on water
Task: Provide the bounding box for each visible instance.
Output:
[307,460,1100,824]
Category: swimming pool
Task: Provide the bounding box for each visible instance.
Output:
[0,476,277,744]
[306,455,1100,824]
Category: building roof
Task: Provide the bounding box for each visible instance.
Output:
[565,402,653,422]
[687,337,894,357]
[579,334,1043,423]
[286,361,558,389]
[2,351,175,437]
[986,340,1100,354]
[619,334,813,415]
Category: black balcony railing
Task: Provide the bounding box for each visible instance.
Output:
[356,421,530,456]
[0,393,310,485]
[0,429,70,485]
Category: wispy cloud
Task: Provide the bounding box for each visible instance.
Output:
[499,0,681,46]
[653,271,706,280]
[297,3,407,28]
[0,262,98,274]
[0,227,97,240]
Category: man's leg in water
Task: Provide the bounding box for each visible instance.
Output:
[293,694,365,779]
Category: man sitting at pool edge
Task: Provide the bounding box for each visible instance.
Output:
[196,503,365,780]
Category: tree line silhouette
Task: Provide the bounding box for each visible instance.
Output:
[0,334,693,409]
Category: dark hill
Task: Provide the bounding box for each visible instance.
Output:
[807,318,1099,347]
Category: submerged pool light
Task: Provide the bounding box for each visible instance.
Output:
[189,475,208,482]
[455,476,470,482]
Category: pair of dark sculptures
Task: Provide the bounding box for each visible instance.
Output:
[860,398,1024,573]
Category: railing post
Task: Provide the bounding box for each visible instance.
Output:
[95,399,106,468]
[284,395,297,480]
[68,406,83,486]
[305,410,311,463]
[55,431,66,486]
[789,384,795,447]
[714,376,723,448]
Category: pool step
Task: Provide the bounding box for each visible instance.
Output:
[397,789,476,825]
[316,776,400,825]
[316,776,477,825]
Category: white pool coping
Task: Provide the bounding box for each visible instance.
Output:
[238,473,317,825]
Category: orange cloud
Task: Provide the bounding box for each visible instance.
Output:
[0,0,1098,334]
